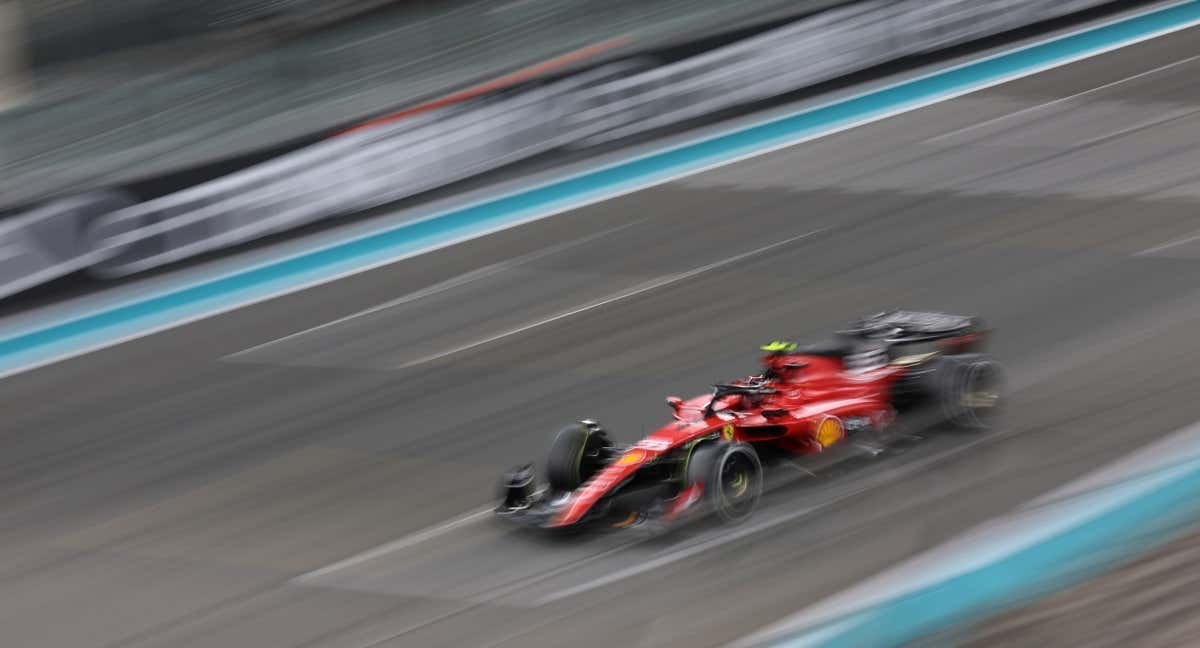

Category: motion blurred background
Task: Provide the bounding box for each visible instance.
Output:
[1,0,818,212]
[4,1,1200,647]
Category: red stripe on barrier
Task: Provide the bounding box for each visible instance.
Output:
[333,36,633,137]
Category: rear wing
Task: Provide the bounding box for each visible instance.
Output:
[837,310,986,343]
[757,310,989,372]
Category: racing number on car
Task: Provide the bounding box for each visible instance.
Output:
[815,417,844,448]
[722,423,735,441]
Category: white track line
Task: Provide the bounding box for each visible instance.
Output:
[1076,106,1200,146]
[531,506,827,606]
[292,507,493,583]
[923,52,1200,144]
[391,228,827,369]
[225,220,643,359]
[1136,229,1200,256]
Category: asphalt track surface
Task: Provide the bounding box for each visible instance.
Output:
[5,25,1200,648]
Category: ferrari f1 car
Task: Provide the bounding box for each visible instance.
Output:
[495,310,1002,532]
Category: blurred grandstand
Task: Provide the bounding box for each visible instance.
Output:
[1,0,836,212]
[26,0,431,66]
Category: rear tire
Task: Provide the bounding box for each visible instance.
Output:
[935,354,1005,429]
[546,421,613,492]
[687,443,763,524]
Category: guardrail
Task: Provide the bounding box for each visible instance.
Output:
[0,0,1117,299]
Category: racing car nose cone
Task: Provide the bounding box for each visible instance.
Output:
[500,464,536,510]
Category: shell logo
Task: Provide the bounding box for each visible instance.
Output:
[616,449,647,466]
[815,417,844,448]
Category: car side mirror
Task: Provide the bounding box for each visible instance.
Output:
[666,396,683,411]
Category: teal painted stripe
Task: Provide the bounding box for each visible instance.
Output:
[768,458,1200,648]
[2,0,1199,374]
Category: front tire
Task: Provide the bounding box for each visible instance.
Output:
[546,421,613,492]
[687,443,763,524]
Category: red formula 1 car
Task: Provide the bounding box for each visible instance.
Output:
[496,310,1003,532]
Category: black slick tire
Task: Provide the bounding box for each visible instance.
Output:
[545,421,612,492]
[687,442,763,524]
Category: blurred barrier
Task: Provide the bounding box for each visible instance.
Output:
[569,0,1114,145]
[2,0,1118,295]
[84,61,648,278]
[0,191,136,299]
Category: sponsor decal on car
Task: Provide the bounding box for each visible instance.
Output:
[583,472,620,494]
[634,438,671,451]
[815,416,844,448]
[616,448,648,466]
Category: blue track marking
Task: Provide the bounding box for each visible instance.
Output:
[1,0,1199,377]
[760,455,1200,648]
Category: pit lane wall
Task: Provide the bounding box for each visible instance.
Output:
[0,0,1117,299]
